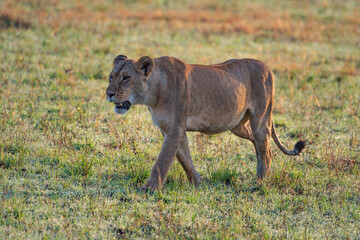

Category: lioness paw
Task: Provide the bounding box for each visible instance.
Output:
[142,179,161,191]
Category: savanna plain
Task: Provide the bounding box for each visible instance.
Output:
[1,0,359,239]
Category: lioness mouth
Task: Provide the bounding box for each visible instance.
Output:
[115,101,131,111]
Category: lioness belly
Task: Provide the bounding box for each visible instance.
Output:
[186,110,246,134]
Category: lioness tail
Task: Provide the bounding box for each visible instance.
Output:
[271,122,306,156]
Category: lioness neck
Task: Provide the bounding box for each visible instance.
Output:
[143,66,162,108]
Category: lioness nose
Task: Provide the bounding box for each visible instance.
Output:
[106,92,115,101]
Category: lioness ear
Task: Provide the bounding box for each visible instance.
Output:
[135,56,154,78]
[113,55,128,66]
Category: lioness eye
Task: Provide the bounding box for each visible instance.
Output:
[122,76,131,82]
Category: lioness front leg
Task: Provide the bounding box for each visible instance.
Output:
[143,129,184,190]
[176,134,201,187]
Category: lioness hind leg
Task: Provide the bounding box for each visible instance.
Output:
[252,134,272,179]
[249,109,273,179]
[176,135,201,187]
[231,118,272,179]
[245,69,275,179]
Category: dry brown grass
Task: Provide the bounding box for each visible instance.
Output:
[1,0,359,44]
[327,154,360,174]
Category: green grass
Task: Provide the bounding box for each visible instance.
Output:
[1,0,360,238]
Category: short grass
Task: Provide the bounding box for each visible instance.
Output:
[1,0,360,238]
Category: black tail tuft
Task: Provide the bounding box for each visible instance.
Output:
[294,140,306,154]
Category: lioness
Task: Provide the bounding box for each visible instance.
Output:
[106,55,305,190]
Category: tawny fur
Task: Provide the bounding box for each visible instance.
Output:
[106,55,306,190]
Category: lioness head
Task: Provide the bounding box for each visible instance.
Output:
[106,55,154,114]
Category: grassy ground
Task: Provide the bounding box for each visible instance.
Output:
[1,0,359,238]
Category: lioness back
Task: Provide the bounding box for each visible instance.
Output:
[185,58,272,134]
